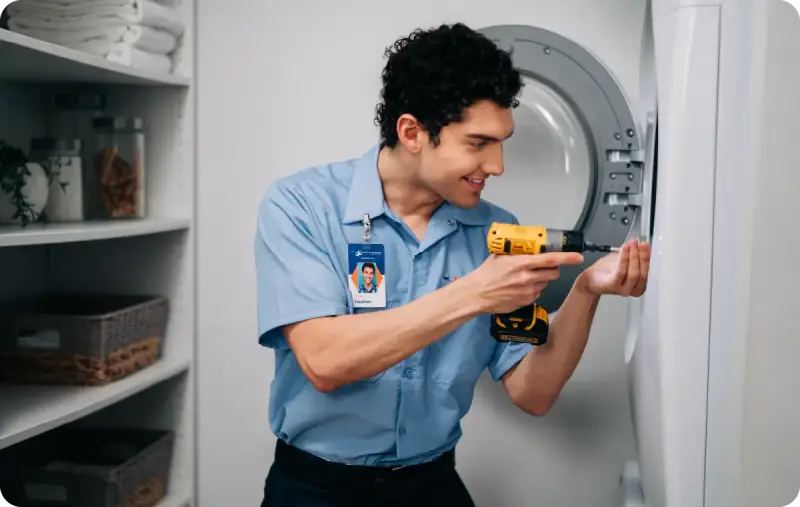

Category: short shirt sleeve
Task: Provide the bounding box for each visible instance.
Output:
[255,182,348,349]
[485,210,534,381]
[487,341,533,381]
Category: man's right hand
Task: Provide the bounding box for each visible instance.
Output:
[463,253,585,314]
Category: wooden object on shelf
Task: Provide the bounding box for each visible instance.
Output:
[0,336,162,386]
[97,145,144,218]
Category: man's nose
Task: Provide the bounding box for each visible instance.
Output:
[483,145,505,176]
[486,164,504,176]
[483,158,504,176]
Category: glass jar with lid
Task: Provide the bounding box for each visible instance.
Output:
[91,116,146,219]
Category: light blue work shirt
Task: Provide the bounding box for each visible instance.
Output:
[255,145,533,466]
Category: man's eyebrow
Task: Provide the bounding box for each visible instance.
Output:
[466,130,514,142]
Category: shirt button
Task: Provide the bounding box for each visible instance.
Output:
[403,368,413,379]
[399,427,406,436]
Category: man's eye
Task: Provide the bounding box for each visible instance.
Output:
[471,141,486,149]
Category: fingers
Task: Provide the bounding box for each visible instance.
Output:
[516,252,584,269]
[632,241,651,296]
[514,268,559,287]
[533,281,549,292]
[530,268,561,282]
[615,241,631,291]
[528,281,549,303]
[620,240,639,296]
[511,270,557,305]
[617,239,651,297]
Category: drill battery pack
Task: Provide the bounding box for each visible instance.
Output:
[490,303,550,346]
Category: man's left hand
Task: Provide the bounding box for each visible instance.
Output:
[577,238,651,297]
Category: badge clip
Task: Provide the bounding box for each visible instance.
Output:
[362,213,371,243]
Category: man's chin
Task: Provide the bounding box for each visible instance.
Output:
[447,194,482,210]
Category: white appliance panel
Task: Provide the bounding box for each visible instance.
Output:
[628,4,721,507]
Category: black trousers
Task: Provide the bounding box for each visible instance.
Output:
[260,439,476,507]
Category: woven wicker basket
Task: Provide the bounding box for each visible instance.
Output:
[0,427,175,507]
[0,294,169,386]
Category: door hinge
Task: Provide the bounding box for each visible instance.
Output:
[607,149,645,164]
[605,146,645,208]
[605,192,643,207]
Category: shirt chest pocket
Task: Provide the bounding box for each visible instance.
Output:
[428,314,495,385]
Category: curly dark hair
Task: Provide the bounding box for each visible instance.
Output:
[374,23,523,148]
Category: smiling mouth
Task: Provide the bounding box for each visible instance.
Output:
[463,177,486,190]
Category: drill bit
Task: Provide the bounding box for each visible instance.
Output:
[583,241,620,253]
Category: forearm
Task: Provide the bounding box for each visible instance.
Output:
[284,276,483,391]
[503,273,600,415]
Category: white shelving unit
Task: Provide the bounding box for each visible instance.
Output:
[0,0,196,504]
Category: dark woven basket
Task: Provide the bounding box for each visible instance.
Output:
[0,427,175,507]
[0,294,169,385]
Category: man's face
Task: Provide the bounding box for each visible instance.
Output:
[362,266,374,285]
[416,100,514,209]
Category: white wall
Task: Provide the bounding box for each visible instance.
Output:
[197,1,647,506]
[733,0,800,507]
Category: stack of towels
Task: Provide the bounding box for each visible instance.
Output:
[5,0,185,74]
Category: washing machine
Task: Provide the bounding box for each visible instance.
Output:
[477,0,800,505]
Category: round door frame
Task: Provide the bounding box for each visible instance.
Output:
[479,24,642,312]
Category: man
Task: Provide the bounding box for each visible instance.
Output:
[358,262,378,293]
[255,23,650,507]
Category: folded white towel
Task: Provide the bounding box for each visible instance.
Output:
[8,22,178,54]
[106,42,171,73]
[7,0,184,37]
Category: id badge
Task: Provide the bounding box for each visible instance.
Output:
[348,243,386,308]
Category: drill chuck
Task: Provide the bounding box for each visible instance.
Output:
[540,229,584,253]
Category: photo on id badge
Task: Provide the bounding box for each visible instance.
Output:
[348,243,386,308]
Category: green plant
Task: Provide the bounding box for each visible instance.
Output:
[0,140,48,227]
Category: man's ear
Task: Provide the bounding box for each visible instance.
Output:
[396,114,428,154]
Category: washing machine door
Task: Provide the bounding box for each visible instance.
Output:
[478,25,649,313]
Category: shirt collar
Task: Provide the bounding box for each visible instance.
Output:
[342,145,386,224]
[342,144,493,227]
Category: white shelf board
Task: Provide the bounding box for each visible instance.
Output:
[0,217,191,247]
[0,29,191,86]
[0,354,191,451]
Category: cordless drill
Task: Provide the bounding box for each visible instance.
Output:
[486,222,618,346]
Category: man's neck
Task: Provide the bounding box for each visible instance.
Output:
[377,145,442,223]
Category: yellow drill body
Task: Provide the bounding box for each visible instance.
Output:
[486,222,615,345]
